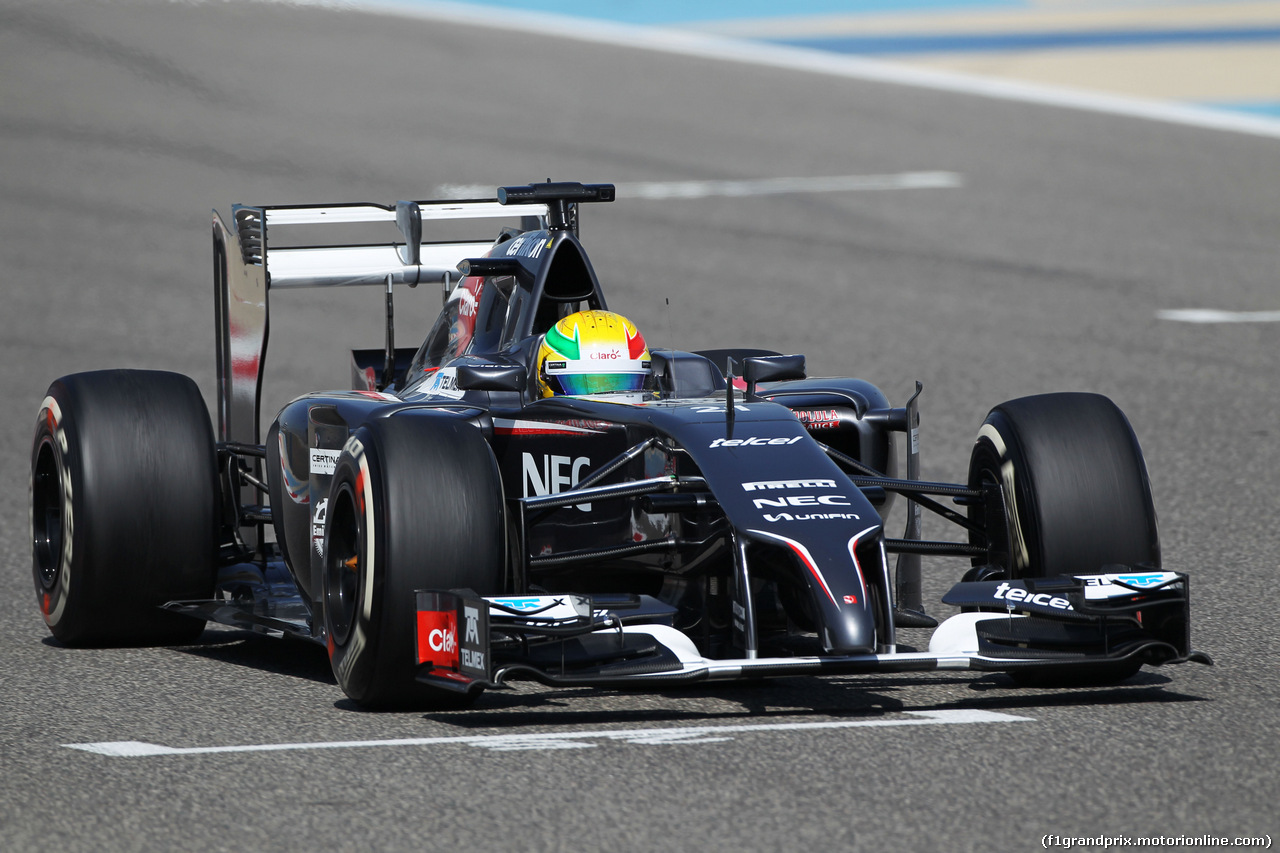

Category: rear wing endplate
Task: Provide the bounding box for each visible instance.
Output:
[212,196,547,549]
[212,197,548,447]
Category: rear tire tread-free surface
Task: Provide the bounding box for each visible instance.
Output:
[30,370,218,645]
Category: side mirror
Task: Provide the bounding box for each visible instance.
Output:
[456,363,526,393]
[743,354,805,399]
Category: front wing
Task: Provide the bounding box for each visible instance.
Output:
[413,571,1211,694]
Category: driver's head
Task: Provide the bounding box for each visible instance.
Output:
[536,310,651,398]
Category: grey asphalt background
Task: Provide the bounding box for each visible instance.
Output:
[1,1,1278,851]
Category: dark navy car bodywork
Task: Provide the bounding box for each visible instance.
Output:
[166,182,1207,701]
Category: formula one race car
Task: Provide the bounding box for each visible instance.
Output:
[29,182,1210,708]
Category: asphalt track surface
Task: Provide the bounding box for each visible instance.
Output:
[2,1,1278,851]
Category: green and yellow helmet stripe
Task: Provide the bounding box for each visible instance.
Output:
[544,321,581,361]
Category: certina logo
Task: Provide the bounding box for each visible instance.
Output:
[309,448,341,476]
[993,582,1073,611]
[523,453,592,512]
[753,495,851,509]
[709,436,803,448]
[743,479,837,492]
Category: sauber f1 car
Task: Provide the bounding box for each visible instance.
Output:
[29,182,1211,708]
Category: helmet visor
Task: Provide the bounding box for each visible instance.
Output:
[553,371,647,396]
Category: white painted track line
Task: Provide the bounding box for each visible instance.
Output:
[436,171,963,201]
[1158,308,1280,323]
[300,0,1280,139]
[65,708,1033,757]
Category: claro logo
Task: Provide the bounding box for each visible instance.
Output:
[428,624,456,654]
[523,453,592,512]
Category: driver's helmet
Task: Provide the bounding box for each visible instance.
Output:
[536,310,651,397]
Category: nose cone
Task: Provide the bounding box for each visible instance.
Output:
[822,599,877,654]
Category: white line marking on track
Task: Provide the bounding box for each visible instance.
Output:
[318,0,1280,140]
[436,171,962,201]
[1158,308,1280,323]
[64,708,1031,757]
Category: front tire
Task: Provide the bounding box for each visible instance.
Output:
[967,393,1160,686]
[322,414,506,709]
[968,392,1160,579]
[30,370,218,645]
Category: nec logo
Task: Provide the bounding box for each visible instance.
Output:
[523,453,592,511]
[753,495,851,509]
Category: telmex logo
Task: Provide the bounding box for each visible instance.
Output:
[709,436,803,448]
[753,495,851,509]
[493,598,546,611]
[1118,574,1167,588]
[743,479,836,491]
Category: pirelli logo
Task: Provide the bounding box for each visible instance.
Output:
[742,479,837,492]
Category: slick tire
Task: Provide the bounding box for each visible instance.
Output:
[31,370,218,645]
[322,414,506,710]
[968,392,1160,580]
[968,393,1160,686]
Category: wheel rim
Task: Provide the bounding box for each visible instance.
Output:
[324,487,362,645]
[32,439,63,591]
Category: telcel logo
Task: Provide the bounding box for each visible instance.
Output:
[993,582,1073,611]
[709,436,803,448]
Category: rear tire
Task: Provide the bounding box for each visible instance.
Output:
[322,414,506,709]
[30,370,217,645]
[968,392,1160,580]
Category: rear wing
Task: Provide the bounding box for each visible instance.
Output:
[212,195,547,553]
[211,197,548,449]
